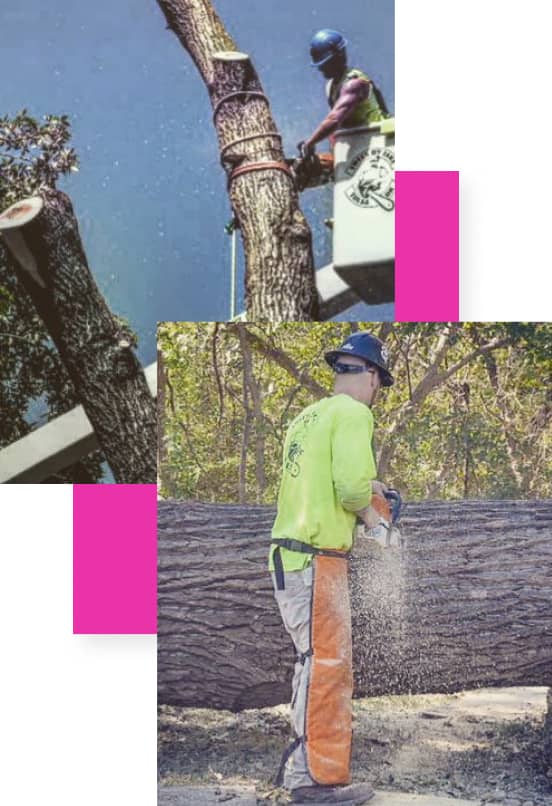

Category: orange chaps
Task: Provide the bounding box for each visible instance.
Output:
[306,554,353,784]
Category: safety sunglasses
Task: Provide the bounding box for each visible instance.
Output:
[333,362,377,375]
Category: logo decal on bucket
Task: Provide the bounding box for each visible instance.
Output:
[344,147,395,211]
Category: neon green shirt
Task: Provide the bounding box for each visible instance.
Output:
[269,393,377,572]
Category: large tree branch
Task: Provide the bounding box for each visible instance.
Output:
[0,191,156,483]
[236,325,328,399]
[156,0,318,320]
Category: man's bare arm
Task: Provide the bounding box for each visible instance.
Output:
[303,78,371,149]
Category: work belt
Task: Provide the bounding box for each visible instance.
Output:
[271,537,350,591]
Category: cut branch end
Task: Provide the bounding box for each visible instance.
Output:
[213,50,249,62]
[0,196,43,231]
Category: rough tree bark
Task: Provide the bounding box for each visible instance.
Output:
[158,498,552,711]
[545,688,552,772]
[156,0,318,321]
[0,191,157,483]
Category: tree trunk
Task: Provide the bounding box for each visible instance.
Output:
[158,349,169,493]
[0,191,156,483]
[158,498,552,711]
[545,688,552,772]
[156,0,318,321]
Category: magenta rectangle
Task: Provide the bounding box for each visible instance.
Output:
[73,484,157,634]
[395,171,459,321]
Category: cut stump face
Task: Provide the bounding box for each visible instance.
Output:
[0,196,44,230]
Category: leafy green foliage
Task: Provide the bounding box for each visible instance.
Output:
[0,110,78,209]
[158,323,551,503]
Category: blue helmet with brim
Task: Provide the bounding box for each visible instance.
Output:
[310,29,348,67]
[325,332,394,386]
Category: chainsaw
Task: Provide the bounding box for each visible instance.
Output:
[361,488,406,550]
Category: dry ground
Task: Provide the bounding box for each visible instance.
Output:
[158,687,551,805]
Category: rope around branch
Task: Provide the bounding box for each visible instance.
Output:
[228,160,294,188]
[220,131,282,166]
[212,91,269,124]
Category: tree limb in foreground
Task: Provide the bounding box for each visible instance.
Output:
[0,191,157,483]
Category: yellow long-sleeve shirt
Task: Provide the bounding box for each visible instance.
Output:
[269,393,377,572]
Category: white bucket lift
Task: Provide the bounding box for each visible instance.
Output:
[332,118,395,304]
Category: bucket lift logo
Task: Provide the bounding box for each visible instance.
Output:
[344,146,395,211]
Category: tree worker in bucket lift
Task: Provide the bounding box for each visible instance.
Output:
[294,29,390,190]
[269,332,394,805]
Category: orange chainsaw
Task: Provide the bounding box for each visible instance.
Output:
[361,488,406,549]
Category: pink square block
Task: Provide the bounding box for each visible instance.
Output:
[396,171,459,321]
[73,484,157,634]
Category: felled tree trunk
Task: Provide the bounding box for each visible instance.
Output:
[156,0,318,321]
[545,688,552,772]
[158,498,552,711]
[0,191,157,483]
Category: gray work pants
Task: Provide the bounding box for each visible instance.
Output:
[271,565,315,791]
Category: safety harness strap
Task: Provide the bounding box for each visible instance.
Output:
[271,538,350,591]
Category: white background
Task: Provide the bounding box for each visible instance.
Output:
[1,3,551,805]
[0,486,156,805]
[396,0,552,318]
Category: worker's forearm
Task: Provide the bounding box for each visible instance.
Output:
[305,112,341,148]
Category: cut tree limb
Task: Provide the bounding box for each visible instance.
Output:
[0,190,157,483]
[158,498,552,711]
[156,0,318,320]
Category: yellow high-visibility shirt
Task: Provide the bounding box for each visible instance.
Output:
[269,393,377,572]
[327,67,388,127]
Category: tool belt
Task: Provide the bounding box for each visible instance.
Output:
[271,537,350,591]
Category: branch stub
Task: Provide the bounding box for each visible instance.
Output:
[0,196,44,231]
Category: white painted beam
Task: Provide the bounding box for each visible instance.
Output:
[316,262,360,318]
[0,362,157,484]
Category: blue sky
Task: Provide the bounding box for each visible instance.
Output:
[3,0,394,365]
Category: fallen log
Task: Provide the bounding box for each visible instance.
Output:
[0,190,157,483]
[158,498,552,711]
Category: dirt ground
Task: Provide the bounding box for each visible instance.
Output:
[158,687,552,806]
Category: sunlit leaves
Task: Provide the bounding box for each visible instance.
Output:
[158,323,551,503]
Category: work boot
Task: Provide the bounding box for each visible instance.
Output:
[290,782,374,804]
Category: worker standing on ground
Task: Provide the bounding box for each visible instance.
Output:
[269,332,394,805]
[295,29,390,188]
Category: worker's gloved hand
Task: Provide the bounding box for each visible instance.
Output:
[356,504,382,529]
[371,480,388,498]
[297,140,315,160]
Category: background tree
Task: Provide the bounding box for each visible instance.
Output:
[157,322,552,502]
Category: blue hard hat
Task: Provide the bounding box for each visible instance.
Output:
[325,332,394,386]
[310,29,348,67]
